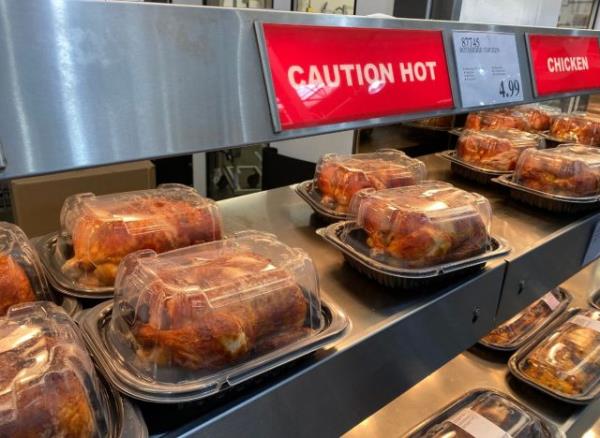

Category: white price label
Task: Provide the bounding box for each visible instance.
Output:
[542,292,561,311]
[448,409,512,438]
[452,31,524,108]
[583,221,600,266]
[571,314,600,334]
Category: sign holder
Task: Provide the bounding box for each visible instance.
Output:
[451,30,524,108]
[526,33,600,99]
[255,22,454,132]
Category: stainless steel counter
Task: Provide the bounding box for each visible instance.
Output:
[163,158,600,437]
[343,260,600,438]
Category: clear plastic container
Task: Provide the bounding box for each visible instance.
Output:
[0,301,109,437]
[58,183,223,289]
[549,113,600,145]
[310,149,426,215]
[346,182,492,269]
[406,389,561,437]
[514,104,562,132]
[0,222,51,315]
[108,230,323,386]
[480,289,570,350]
[456,129,545,172]
[515,308,600,400]
[512,144,600,197]
[465,109,530,131]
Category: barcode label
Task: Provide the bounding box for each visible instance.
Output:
[448,409,512,438]
[542,293,561,311]
[571,314,600,333]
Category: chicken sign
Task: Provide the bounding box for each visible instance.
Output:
[527,34,600,97]
[257,23,454,131]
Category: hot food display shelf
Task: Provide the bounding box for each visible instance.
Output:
[157,166,600,437]
[343,260,600,438]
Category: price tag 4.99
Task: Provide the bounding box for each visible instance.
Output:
[452,31,524,108]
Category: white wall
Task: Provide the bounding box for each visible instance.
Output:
[272,0,291,10]
[459,0,561,26]
[272,131,355,162]
[356,0,394,16]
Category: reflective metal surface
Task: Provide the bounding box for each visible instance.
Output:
[1,1,600,179]
[343,260,600,438]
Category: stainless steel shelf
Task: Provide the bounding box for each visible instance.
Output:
[159,163,600,437]
[2,1,600,179]
[343,260,600,438]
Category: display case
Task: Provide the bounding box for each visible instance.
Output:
[2,2,600,437]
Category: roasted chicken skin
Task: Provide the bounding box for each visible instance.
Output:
[515,149,600,197]
[0,255,36,316]
[0,325,103,438]
[520,107,554,132]
[315,155,423,213]
[465,111,529,131]
[360,199,488,267]
[457,133,521,171]
[550,115,600,145]
[62,196,222,287]
[122,252,310,371]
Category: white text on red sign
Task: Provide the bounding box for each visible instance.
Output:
[547,56,589,73]
[287,62,441,89]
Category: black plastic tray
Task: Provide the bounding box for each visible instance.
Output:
[318,221,510,290]
[493,174,600,213]
[34,233,114,299]
[294,180,348,223]
[438,150,511,184]
[101,374,148,438]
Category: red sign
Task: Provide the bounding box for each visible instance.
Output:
[528,34,600,97]
[258,23,454,131]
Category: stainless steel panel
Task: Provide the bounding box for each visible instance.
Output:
[161,185,505,437]
[343,260,600,438]
[2,1,600,179]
